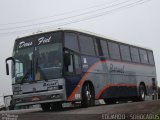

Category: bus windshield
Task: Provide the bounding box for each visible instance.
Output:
[35,43,63,81]
[12,47,34,84]
[12,43,63,84]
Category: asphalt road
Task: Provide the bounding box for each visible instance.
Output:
[1,100,160,120]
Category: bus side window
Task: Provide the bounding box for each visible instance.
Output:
[79,35,96,56]
[64,50,81,75]
[108,42,121,60]
[64,33,79,52]
[139,49,149,64]
[120,44,131,61]
[64,51,74,74]
[130,47,140,63]
[74,54,81,74]
[147,51,155,65]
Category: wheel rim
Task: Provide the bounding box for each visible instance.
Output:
[86,85,91,101]
[140,88,145,99]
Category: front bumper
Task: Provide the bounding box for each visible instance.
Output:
[13,89,66,106]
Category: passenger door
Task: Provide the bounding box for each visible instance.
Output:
[64,49,82,98]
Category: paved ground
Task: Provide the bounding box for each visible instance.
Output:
[0,100,160,120]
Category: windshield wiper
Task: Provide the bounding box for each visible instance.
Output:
[20,70,31,84]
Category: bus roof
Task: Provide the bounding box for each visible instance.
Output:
[16,28,152,51]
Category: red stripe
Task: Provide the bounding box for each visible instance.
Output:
[67,60,107,101]
[67,59,140,101]
[96,84,137,99]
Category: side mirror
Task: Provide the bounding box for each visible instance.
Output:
[64,53,71,66]
[6,63,9,75]
[5,57,15,75]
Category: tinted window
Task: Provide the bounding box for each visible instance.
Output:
[64,50,81,75]
[36,43,62,80]
[130,47,140,63]
[74,54,81,74]
[108,42,120,60]
[120,45,131,61]
[64,33,79,52]
[64,51,74,74]
[147,51,154,65]
[139,49,148,64]
[79,35,95,55]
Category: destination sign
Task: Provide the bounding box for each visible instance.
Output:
[15,32,62,49]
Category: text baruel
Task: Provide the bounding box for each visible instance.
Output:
[109,64,125,73]
[43,82,58,87]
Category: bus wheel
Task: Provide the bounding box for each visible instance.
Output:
[9,100,15,110]
[41,103,51,111]
[9,105,15,110]
[139,84,146,101]
[51,102,62,111]
[81,83,95,107]
[104,98,116,104]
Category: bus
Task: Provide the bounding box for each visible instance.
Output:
[5,28,157,111]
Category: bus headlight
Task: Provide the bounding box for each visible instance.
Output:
[15,98,22,103]
[47,86,59,91]
[50,94,60,99]
[13,91,21,95]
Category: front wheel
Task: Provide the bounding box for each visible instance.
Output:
[41,103,51,111]
[51,102,62,110]
[81,83,95,107]
[9,100,15,110]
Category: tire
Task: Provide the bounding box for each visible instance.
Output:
[41,103,51,111]
[9,105,15,110]
[104,98,117,105]
[132,97,140,102]
[138,85,146,101]
[9,100,15,110]
[81,83,95,107]
[51,102,62,111]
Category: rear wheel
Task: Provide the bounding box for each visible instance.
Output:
[104,98,117,104]
[138,85,146,101]
[41,103,51,111]
[81,83,95,107]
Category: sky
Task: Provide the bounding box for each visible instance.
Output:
[0,0,160,96]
